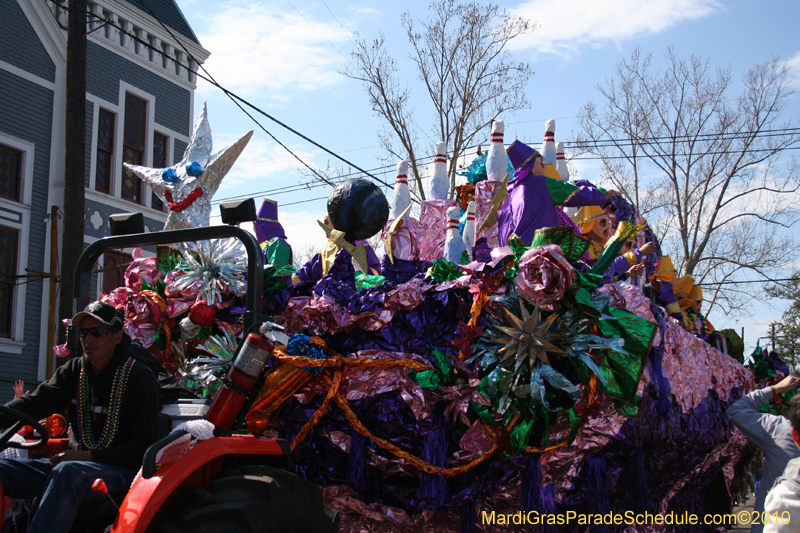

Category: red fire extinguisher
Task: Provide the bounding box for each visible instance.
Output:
[206,332,275,429]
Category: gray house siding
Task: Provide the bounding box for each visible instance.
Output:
[173,138,187,164]
[86,41,191,136]
[0,0,56,83]
[0,70,54,403]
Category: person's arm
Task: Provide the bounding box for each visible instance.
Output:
[547,178,607,207]
[89,365,161,468]
[0,364,74,427]
[764,477,800,532]
[728,376,800,448]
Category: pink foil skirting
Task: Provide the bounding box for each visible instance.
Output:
[418,199,456,261]
[475,180,504,249]
[609,283,753,411]
[381,217,420,261]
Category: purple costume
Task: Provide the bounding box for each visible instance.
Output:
[498,141,607,246]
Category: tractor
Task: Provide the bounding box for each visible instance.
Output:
[0,218,339,532]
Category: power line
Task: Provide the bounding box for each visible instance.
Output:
[285,0,351,66]
[319,0,358,49]
[697,278,797,286]
[58,0,398,194]
[54,1,800,200]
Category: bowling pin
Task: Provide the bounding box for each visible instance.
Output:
[391,160,412,218]
[443,205,467,264]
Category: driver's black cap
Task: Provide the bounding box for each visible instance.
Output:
[72,301,124,331]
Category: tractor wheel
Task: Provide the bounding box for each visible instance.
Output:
[150,465,338,533]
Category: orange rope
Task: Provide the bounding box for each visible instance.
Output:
[290,367,342,451]
[278,340,598,476]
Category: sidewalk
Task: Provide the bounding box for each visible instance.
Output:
[730,492,757,532]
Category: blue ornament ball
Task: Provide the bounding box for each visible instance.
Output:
[185,162,203,177]
[161,168,178,183]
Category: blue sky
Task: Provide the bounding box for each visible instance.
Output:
[174,0,800,351]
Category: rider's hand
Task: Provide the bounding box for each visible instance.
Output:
[626,263,645,278]
[50,450,92,465]
[12,381,28,398]
[772,376,800,395]
[639,242,656,256]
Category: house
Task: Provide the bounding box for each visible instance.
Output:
[0,0,209,401]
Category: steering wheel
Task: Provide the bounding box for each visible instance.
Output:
[0,405,49,451]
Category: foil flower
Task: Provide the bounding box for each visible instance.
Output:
[169,238,247,306]
[125,248,164,292]
[513,245,574,311]
[477,300,576,414]
[179,323,238,399]
[124,290,166,347]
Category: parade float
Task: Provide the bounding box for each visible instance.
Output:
[67,107,767,532]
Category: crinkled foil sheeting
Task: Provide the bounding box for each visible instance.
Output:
[609,283,753,411]
[418,199,456,261]
[474,180,503,249]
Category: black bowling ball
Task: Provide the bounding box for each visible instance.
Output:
[327,179,389,241]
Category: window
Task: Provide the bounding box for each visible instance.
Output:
[102,250,133,294]
[0,226,19,338]
[121,93,146,203]
[0,144,22,203]
[152,132,168,211]
[95,109,115,194]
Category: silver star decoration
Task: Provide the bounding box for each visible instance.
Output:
[124,102,253,230]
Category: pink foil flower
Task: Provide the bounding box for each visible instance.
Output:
[514,244,574,311]
[125,248,164,292]
[101,287,134,309]
[124,292,165,347]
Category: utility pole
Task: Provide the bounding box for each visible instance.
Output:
[57,0,88,354]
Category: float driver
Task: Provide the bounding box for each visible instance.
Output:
[0,301,160,533]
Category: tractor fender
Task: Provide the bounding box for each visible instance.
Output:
[110,436,287,533]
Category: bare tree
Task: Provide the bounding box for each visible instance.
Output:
[344,0,534,200]
[766,272,800,371]
[575,47,800,315]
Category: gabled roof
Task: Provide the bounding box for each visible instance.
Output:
[123,0,200,45]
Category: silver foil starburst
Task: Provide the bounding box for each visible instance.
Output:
[170,238,247,306]
[124,102,253,230]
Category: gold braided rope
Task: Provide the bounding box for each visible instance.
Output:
[278,343,599,476]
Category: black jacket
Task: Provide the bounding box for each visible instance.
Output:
[0,335,160,469]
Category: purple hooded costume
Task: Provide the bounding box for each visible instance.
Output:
[497,141,607,246]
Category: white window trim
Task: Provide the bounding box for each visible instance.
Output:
[0,133,35,346]
[116,82,156,209]
[87,83,185,217]
[88,95,121,196]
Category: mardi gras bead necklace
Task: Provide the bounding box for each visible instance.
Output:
[76,357,135,450]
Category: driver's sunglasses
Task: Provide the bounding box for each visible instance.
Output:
[78,327,113,339]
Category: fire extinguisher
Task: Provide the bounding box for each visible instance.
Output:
[206,332,275,429]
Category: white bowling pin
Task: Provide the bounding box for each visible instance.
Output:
[541,119,556,165]
[486,120,506,181]
[463,201,476,253]
[429,142,449,200]
[443,205,467,264]
[391,160,412,218]
[556,141,570,182]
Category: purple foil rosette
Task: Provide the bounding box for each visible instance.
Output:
[513,244,574,311]
[417,199,456,261]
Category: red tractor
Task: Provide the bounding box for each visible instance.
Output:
[0,221,338,532]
